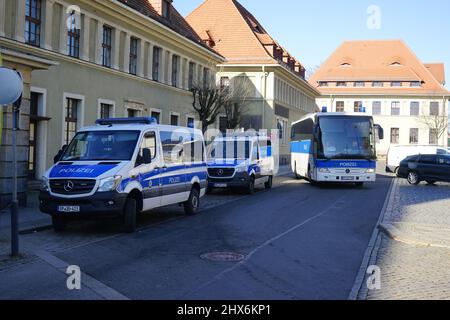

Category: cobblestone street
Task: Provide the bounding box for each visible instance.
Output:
[362,179,450,300]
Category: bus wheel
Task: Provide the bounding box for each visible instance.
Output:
[123,197,137,233]
[307,166,316,185]
[52,216,67,232]
[184,187,200,215]
[265,176,273,189]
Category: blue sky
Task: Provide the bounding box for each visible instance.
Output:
[177,0,450,89]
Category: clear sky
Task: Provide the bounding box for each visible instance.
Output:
[177,0,450,89]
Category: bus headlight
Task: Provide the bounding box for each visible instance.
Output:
[319,168,330,173]
[41,177,50,192]
[366,169,375,173]
[98,176,122,192]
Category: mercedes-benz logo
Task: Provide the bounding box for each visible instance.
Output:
[64,180,74,192]
[218,169,224,176]
[345,169,351,174]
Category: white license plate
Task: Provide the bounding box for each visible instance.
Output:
[341,176,355,181]
[214,183,228,188]
[58,206,80,213]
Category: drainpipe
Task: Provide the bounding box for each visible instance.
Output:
[262,66,268,131]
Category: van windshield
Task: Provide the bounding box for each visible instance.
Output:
[61,130,140,161]
[209,140,250,160]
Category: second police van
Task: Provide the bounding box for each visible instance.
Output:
[39,118,207,233]
[206,133,275,194]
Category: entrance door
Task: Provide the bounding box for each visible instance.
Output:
[28,92,39,179]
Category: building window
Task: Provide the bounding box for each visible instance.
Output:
[277,118,288,144]
[354,81,365,87]
[100,103,113,119]
[203,68,210,89]
[162,0,171,18]
[354,101,363,112]
[187,116,195,128]
[391,81,402,87]
[102,26,112,67]
[391,101,401,116]
[372,81,383,87]
[336,81,347,87]
[127,109,139,118]
[188,62,195,90]
[64,98,79,145]
[429,129,438,145]
[151,111,161,124]
[409,128,419,144]
[129,37,138,75]
[67,11,80,58]
[25,0,42,47]
[171,55,179,87]
[336,101,345,112]
[430,102,440,116]
[170,114,179,126]
[410,102,420,116]
[410,81,421,87]
[372,101,381,115]
[152,47,161,81]
[390,128,400,144]
[318,81,328,87]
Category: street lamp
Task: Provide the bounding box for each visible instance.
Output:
[0,67,24,257]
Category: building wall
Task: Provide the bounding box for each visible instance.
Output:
[0,0,222,184]
[316,96,449,155]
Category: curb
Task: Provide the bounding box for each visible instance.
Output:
[348,177,396,300]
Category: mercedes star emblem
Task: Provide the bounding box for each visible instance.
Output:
[64,180,75,192]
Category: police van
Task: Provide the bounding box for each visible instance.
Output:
[206,133,274,194]
[39,118,207,233]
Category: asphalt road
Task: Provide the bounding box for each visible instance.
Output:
[48,172,393,300]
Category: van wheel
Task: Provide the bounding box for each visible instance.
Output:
[407,171,420,185]
[265,176,273,189]
[184,188,200,215]
[247,176,255,194]
[123,197,137,233]
[52,216,67,232]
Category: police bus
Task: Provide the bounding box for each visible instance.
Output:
[290,108,384,186]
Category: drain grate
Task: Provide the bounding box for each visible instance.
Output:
[201,251,246,262]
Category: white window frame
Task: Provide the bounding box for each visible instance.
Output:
[61,92,85,146]
[30,86,48,180]
[170,112,180,126]
[97,99,116,119]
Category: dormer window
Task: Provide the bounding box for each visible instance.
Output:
[391,81,402,87]
[410,81,421,87]
[336,81,347,87]
[390,62,401,66]
[340,63,351,67]
[162,0,170,18]
[354,81,365,87]
[318,81,328,87]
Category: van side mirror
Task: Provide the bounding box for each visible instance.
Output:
[142,148,152,164]
[375,124,384,140]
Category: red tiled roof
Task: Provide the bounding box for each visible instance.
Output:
[310,40,450,95]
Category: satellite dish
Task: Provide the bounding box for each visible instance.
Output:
[0,67,23,105]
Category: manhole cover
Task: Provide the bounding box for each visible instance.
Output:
[201,252,246,262]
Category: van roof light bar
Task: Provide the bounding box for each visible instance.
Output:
[95,117,158,126]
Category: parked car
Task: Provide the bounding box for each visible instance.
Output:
[40,117,207,233]
[207,133,274,194]
[386,145,449,173]
[397,154,450,185]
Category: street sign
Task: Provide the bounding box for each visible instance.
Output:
[0,67,23,105]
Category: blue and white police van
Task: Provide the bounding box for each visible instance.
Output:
[39,118,207,233]
[206,133,274,194]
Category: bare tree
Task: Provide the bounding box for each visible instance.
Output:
[418,101,448,144]
[222,76,253,130]
[191,84,225,134]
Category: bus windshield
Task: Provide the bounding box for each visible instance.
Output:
[317,116,375,160]
[61,130,140,161]
[209,140,251,160]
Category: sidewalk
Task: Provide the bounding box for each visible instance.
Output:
[359,178,450,300]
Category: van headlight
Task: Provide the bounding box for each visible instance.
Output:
[98,176,122,192]
[319,168,330,173]
[366,169,375,173]
[42,177,50,191]
[235,166,247,173]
